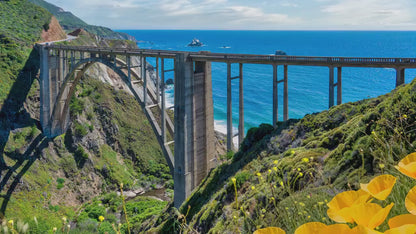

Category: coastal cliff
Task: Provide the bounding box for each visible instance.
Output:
[141,79,416,233]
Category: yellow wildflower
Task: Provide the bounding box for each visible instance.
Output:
[299,202,305,207]
[268,169,272,174]
[299,172,304,177]
[302,157,309,163]
[254,227,286,234]
[231,177,236,183]
[360,174,397,200]
[273,167,278,172]
[256,172,262,177]
[379,163,385,169]
[297,168,301,171]
[98,216,105,222]
[307,195,311,199]
[322,217,326,221]
[53,227,57,232]
[251,186,255,190]
[307,216,311,219]
[395,152,416,179]
[7,220,13,228]
[274,160,279,165]
[403,114,408,119]
[279,181,284,187]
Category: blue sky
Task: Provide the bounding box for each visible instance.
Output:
[47,0,416,30]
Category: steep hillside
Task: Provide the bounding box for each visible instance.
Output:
[0,1,170,232]
[28,0,136,41]
[142,80,416,233]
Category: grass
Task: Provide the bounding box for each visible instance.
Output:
[141,79,416,233]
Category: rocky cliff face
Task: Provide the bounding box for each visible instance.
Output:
[40,16,66,42]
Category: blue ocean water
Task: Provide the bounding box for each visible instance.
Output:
[117,30,416,134]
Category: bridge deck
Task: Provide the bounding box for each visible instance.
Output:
[45,45,416,68]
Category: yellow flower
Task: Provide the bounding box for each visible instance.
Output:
[53,227,57,232]
[98,215,105,222]
[388,214,416,229]
[307,216,311,219]
[251,186,256,190]
[273,167,278,172]
[233,216,237,219]
[307,195,311,199]
[299,202,305,207]
[371,131,376,135]
[302,158,309,163]
[405,185,416,215]
[268,169,272,174]
[294,222,327,234]
[360,174,397,200]
[257,172,262,177]
[231,177,236,183]
[285,207,289,210]
[62,216,67,223]
[327,190,371,223]
[350,203,394,229]
[271,197,275,201]
[395,153,416,179]
[384,224,416,234]
[378,163,385,169]
[7,220,13,228]
[325,224,352,233]
[279,181,284,187]
[322,217,326,221]
[254,227,286,234]
[403,114,408,119]
[299,172,304,177]
[318,202,324,206]
[274,160,279,165]
[297,168,301,171]
[351,225,383,234]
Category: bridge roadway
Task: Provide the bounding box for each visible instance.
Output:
[40,44,415,208]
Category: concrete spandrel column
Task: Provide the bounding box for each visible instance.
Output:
[329,66,335,108]
[174,53,194,208]
[39,45,51,136]
[337,67,342,105]
[396,68,405,87]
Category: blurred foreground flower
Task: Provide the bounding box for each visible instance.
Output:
[360,174,396,200]
[350,203,394,229]
[388,214,416,229]
[395,152,416,179]
[253,227,286,234]
[327,190,370,223]
[405,186,416,215]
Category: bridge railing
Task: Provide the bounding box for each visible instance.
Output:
[44,45,416,67]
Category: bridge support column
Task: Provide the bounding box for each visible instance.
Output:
[238,63,244,146]
[337,67,342,105]
[39,45,52,136]
[174,53,215,208]
[273,64,278,127]
[227,63,232,152]
[329,66,335,108]
[396,68,405,87]
[283,65,288,121]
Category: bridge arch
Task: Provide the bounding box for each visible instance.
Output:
[38,45,217,208]
[49,57,141,137]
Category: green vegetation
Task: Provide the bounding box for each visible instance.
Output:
[143,79,416,233]
[0,0,51,104]
[28,0,134,40]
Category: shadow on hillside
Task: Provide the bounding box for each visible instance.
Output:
[0,135,50,216]
[0,48,44,216]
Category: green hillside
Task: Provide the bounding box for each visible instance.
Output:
[28,0,135,40]
[142,79,416,233]
[0,0,168,233]
[0,0,51,105]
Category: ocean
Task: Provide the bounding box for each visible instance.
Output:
[117,30,416,135]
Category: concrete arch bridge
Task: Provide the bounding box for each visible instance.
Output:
[37,44,416,207]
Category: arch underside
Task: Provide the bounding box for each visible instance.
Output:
[49,57,174,171]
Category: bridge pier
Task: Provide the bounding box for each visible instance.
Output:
[39,46,52,136]
[174,53,215,208]
[284,65,288,121]
[396,68,405,87]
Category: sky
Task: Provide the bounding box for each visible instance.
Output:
[46,0,416,30]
